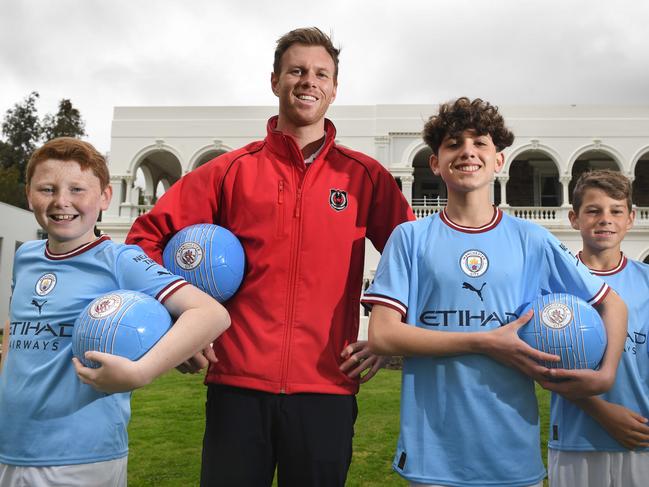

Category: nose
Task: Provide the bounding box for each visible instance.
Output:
[597,212,612,225]
[53,190,71,208]
[300,69,317,87]
[460,140,476,158]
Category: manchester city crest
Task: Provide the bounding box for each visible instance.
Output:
[176,242,204,270]
[329,189,348,212]
[541,302,573,330]
[89,293,123,319]
[460,250,488,278]
[35,273,57,296]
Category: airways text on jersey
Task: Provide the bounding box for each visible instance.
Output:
[8,321,72,352]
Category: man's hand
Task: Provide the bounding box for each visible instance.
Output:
[176,345,218,374]
[480,310,559,381]
[340,340,387,384]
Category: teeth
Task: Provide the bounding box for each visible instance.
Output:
[51,215,76,221]
[457,164,480,172]
[297,95,316,101]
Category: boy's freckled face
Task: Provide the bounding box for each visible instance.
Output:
[429,130,504,194]
[27,159,112,253]
[569,188,634,252]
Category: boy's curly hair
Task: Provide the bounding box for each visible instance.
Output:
[423,97,514,154]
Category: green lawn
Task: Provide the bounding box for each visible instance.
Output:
[129,369,551,486]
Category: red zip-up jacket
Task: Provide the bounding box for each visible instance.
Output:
[127,117,414,394]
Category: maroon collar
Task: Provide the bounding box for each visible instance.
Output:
[440,207,503,234]
[578,251,627,276]
[45,235,111,260]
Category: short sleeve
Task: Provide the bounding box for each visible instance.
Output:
[114,245,188,303]
[361,223,413,317]
[542,233,609,306]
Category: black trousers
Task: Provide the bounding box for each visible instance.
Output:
[200,384,358,487]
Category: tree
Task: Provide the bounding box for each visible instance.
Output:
[42,98,86,140]
[1,92,42,178]
[0,93,86,208]
[0,165,27,209]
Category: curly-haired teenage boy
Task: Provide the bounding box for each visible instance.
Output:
[362,98,627,487]
[548,170,649,487]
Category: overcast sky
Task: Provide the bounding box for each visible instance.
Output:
[1,0,648,153]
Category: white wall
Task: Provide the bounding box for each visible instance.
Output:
[0,202,41,323]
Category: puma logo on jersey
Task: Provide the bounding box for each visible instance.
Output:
[31,299,47,315]
[462,282,486,302]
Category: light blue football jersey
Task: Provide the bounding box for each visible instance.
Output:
[0,236,186,466]
[549,254,649,452]
[362,208,608,487]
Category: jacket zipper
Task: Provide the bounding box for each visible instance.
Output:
[279,164,309,393]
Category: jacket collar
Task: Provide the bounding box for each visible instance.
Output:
[264,116,337,167]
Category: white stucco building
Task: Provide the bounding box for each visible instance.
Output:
[2,104,649,333]
[102,104,649,261]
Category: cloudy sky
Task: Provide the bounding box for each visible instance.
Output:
[1,0,648,153]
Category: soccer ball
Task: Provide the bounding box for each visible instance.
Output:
[73,290,172,368]
[517,293,607,369]
[163,224,245,303]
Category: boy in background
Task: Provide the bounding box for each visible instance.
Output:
[0,137,230,487]
[548,169,649,487]
[362,98,627,486]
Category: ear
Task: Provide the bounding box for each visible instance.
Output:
[26,185,34,211]
[568,209,580,230]
[429,153,440,176]
[494,152,505,173]
[100,185,113,211]
[330,80,337,104]
[627,208,636,230]
[270,72,280,97]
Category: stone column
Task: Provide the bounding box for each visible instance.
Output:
[560,176,571,207]
[401,175,414,205]
[374,136,390,165]
[496,175,509,206]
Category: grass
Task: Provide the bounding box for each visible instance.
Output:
[129,369,551,486]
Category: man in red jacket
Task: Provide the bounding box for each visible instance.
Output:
[127,27,413,487]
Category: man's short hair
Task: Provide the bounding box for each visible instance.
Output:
[572,169,632,213]
[274,27,340,79]
[423,97,514,154]
[27,137,110,190]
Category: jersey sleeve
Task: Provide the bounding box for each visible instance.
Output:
[541,232,609,306]
[125,158,225,264]
[361,223,413,317]
[114,245,188,304]
[365,164,415,253]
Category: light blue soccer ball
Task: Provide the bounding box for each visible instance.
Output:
[518,293,607,369]
[73,290,172,368]
[162,224,245,303]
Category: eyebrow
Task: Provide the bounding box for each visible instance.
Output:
[584,203,626,209]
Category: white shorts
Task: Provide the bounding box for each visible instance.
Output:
[548,448,649,487]
[411,481,543,487]
[0,456,127,487]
